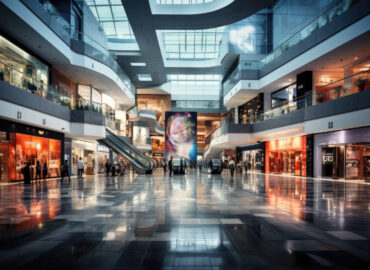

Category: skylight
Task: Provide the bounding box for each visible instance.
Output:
[156,0,215,4]
[167,74,221,84]
[160,27,226,60]
[85,0,136,41]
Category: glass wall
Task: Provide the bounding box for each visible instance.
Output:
[237,93,263,124]
[0,35,49,94]
[2,133,62,181]
[265,136,307,176]
[242,149,264,172]
[76,84,103,113]
[102,93,116,129]
[71,140,97,175]
[271,83,296,109]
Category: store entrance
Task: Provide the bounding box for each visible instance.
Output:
[322,146,344,179]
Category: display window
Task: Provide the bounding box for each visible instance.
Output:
[3,133,62,181]
[72,140,97,175]
[242,149,263,172]
[265,136,307,176]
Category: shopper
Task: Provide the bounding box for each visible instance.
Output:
[168,156,173,177]
[244,161,249,173]
[23,162,31,185]
[229,159,235,177]
[115,163,120,176]
[77,157,84,179]
[61,160,70,182]
[111,162,116,177]
[42,162,48,181]
[105,159,111,176]
[35,161,42,182]
[162,159,167,173]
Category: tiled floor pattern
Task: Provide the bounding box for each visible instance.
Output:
[0,170,369,269]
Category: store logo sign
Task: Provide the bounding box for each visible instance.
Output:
[17,111,22,119]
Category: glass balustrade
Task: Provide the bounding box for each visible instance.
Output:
[0,60,112,114]
[260,0,355,67]
[38,0,135,95]
[0,60,72,109]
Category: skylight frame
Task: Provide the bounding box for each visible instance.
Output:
[86,0,136,41]
[160,27,226,60]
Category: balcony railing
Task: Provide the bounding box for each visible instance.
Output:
[38,0,135,95]
[0,60,72,109]
[0,60,111,116]
[255,70,369,123]
[260,0,356,67]
[222,0,359,98]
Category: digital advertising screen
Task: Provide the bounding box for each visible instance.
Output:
[165,112,197,161]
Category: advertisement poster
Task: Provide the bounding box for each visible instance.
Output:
[165,112,197,161]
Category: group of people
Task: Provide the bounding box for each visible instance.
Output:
[105,159,126,177]
[161,156,174,177]
[21,157,84,184]
[22,161,48,184]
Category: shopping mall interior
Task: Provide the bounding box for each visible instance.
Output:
[0,0,369,269]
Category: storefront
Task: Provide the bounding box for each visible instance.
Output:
[237,142,265,172]
[97,144,110,173]
[314,127,370,181]
[0,120,63,182]
[71,139,97,175]
[237,93,264,124]
[265,135,313,176]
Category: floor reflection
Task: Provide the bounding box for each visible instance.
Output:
[0,170,369,269]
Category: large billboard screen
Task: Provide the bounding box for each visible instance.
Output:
[165,112,197,161]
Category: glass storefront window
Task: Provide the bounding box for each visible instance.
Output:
[3,133,62,181]
[0,35,49,91]
[345,144,370,180]
[265,136,307,176]
[242,149,263,172]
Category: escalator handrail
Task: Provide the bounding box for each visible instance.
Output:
[100,138,149,174]
[106,129,156,171]
[106,133,151,168]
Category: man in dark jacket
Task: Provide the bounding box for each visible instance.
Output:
[168,156,173,177]
[23,162,31,184]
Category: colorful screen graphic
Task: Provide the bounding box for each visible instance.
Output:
[165,112,197,161]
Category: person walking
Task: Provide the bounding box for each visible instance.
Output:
[42,162,48,181]
[35,161,42,182]
[168,156,173,177]
[111,162,116,177]
[229,159,235,177]
[23,162,31,185]
[105,159,111,176]
[77,157,84,179]
[162,159,167,173]
[61,160,70,182]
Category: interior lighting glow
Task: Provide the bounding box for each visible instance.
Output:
[137,74,152,81]
[130,62,147,66]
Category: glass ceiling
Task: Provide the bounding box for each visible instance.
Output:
[167,74,221,84]
[156,0,215,4]
[85,0,136,41]
[160,27,225,60]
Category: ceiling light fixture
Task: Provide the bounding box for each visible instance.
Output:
[130,62,146,67]
[137,74,152,81]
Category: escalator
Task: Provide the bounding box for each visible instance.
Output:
[99,129,156,174]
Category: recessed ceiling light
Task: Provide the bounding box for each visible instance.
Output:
[130,62,146,67]
[137,74,152,81]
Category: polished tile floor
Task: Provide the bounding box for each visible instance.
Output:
[0,170,369,270]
